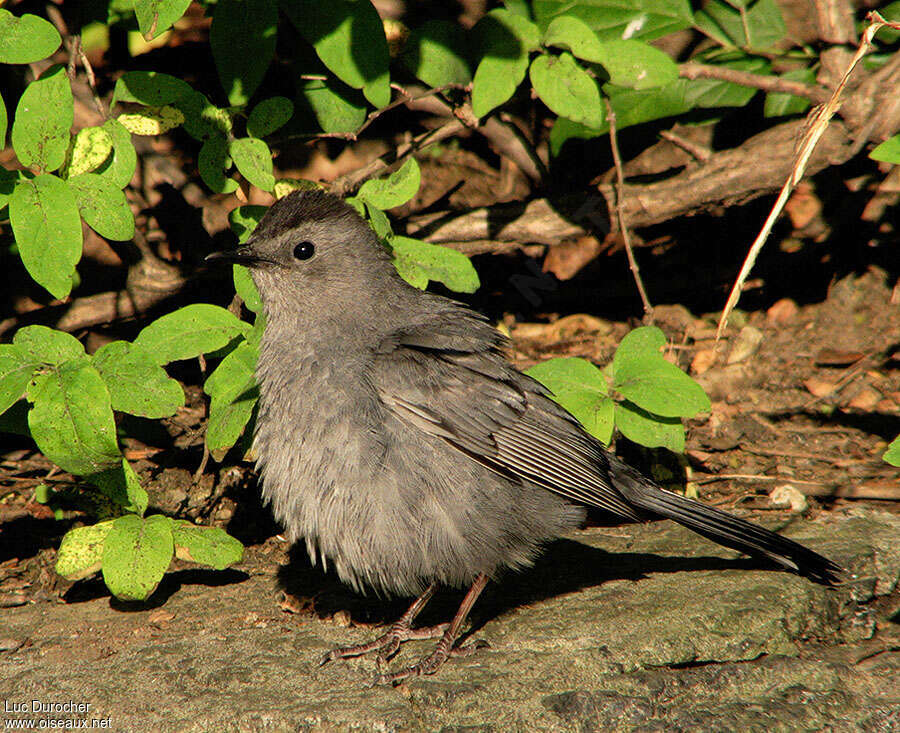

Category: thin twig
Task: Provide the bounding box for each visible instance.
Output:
[404,84,546,181]
[680,62,832,105]
[76,40,107,117]
[802,354,873,408]
[276,84,460,144]
[694,473,823,484]
[353,84,457,139]
[192,443,210,484]
[606,98,653,320]
[739,6,753,48]
[659,129,712,163]
[715,11,900,341]
[331,118,466,196]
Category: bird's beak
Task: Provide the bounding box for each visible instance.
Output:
[205,245,266,266]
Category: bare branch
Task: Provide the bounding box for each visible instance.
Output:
[331,119,467,195]
[606,99,653,319]
[679,62,832,104]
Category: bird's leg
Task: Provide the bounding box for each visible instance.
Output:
[319,582,445,666]
[374,573,490,686]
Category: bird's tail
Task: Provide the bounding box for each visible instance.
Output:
[608,456,843,585]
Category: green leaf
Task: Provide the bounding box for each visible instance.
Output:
[364,203,393,240]
[542,15,605,63]
[594,40,678,89]
[198,136,238,194]
[603,82,687,127]
[612,326,709,418]
[210,0,278,106]
[356,158,421,210]
[11,65,73,172]
[88,459,149,516]
[530,53,603,128]
[92,341,184,418]
[884,436,900,467]
[230,137,275,191]
[533,0,694,43]
[101,514,174,601]
[0,10,62,64]
[233,265,262,313]
[403,20,472,87]
[0,344,38,416]
[471,9,540,118]
[228,205,267,243]
[134,0,192,40]
[614,358,710,417]
[27,359,122,475]
[764,68,815,118]
[695,0,785,49]
[96,119,137,188]
[134,304,251,365]
[484,7,541,51]
[612,324,666,363]
[297,78,367,134]
[870,135,900,165]
[67,173,135,241]
[544,18,677,88]
[13,325,84,366]
[204,339,257,405]
[56,520,116,580]
[388,236,480,294]
[9,174,83,300]
[172,91,233,140]
[112,71,193,107]
[550,76,699,143]
[0,90,7,149]
[205,340,259,456]
[504,0,532,17]
[615,400,685,451]
[171,520,244,568]
[552,56,770,143]
[525,357,615,444]
[282,0,391,108]
[878,1,900,43]
[247,96,294,138]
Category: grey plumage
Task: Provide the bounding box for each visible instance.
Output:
[207,189,841,682]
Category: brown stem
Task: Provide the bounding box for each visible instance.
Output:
[606,99,653,319]
[331,119,467,196]
[403,85,545,182]
[679,62,832,105]
[659,130,712,163]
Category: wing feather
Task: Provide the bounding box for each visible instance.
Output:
[373,309,641,521]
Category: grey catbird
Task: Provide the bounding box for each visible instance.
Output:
[207,190,841,684]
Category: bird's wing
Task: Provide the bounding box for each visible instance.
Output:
[372,310,642,521]
[372,306,844,585]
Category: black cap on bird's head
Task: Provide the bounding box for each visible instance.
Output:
[205,189,405,320]
[206,189,386,268]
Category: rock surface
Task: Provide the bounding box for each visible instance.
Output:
[2,508,897,731]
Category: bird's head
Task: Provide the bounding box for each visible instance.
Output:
[207,190,402,324]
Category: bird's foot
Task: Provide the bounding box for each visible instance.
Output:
[372,637,490,686]
[318,621,449,667]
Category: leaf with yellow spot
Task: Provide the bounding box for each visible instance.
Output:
[62,126,114,178]
[117,105,184,136]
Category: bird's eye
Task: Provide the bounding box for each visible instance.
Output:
[293,241,315,261]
